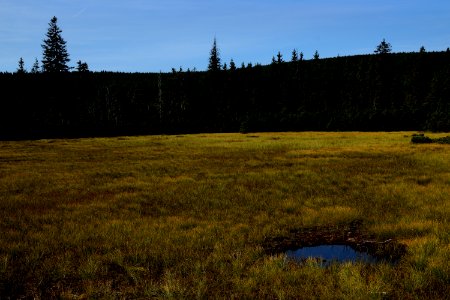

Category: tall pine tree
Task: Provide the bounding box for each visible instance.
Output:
[208,37,221,72]
[41,16,70,72]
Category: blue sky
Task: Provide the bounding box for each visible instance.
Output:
[1,0,449,72]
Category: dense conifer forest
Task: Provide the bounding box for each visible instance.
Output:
[1,50,449,139]
[1,17,449,139]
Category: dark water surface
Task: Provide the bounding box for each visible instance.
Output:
[286,245,379,265]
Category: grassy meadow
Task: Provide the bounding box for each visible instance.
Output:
[0,132,449,299]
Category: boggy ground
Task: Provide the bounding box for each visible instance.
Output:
[0,132,449,299]
[263,219,407,263]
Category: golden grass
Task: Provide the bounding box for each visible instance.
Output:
[0,132,449,298]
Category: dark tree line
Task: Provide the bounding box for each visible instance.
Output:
[1,50,449,139]
[1,19,449,139]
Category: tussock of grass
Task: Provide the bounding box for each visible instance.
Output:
[0,132,449,298]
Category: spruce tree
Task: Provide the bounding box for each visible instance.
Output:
[271,56,276,65]
[17,57,26,74]
[313,50,320,60]
[229,59,236,71]
[76,60,89,72]
[374,39,392,54]
[208,37,221,72]
[276,51,283,63]
[31,58,40,73]
[291,49,298,62]
[41,16,70,72]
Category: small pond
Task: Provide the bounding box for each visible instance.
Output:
[263,220,407,266]
[286,244,380,266]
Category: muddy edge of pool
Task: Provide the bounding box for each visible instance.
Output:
[262,220,407,263]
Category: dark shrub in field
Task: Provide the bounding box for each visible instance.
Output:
[411,134,450,144]
[411,134,433,144]
[434,136,450,144]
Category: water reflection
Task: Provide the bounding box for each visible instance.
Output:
[286,244,379,266]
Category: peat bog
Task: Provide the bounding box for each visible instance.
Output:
[0,132,449,298]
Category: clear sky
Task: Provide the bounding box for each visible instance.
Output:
[1,0,449,72]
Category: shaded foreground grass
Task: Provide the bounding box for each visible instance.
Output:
[0,132,449,299]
